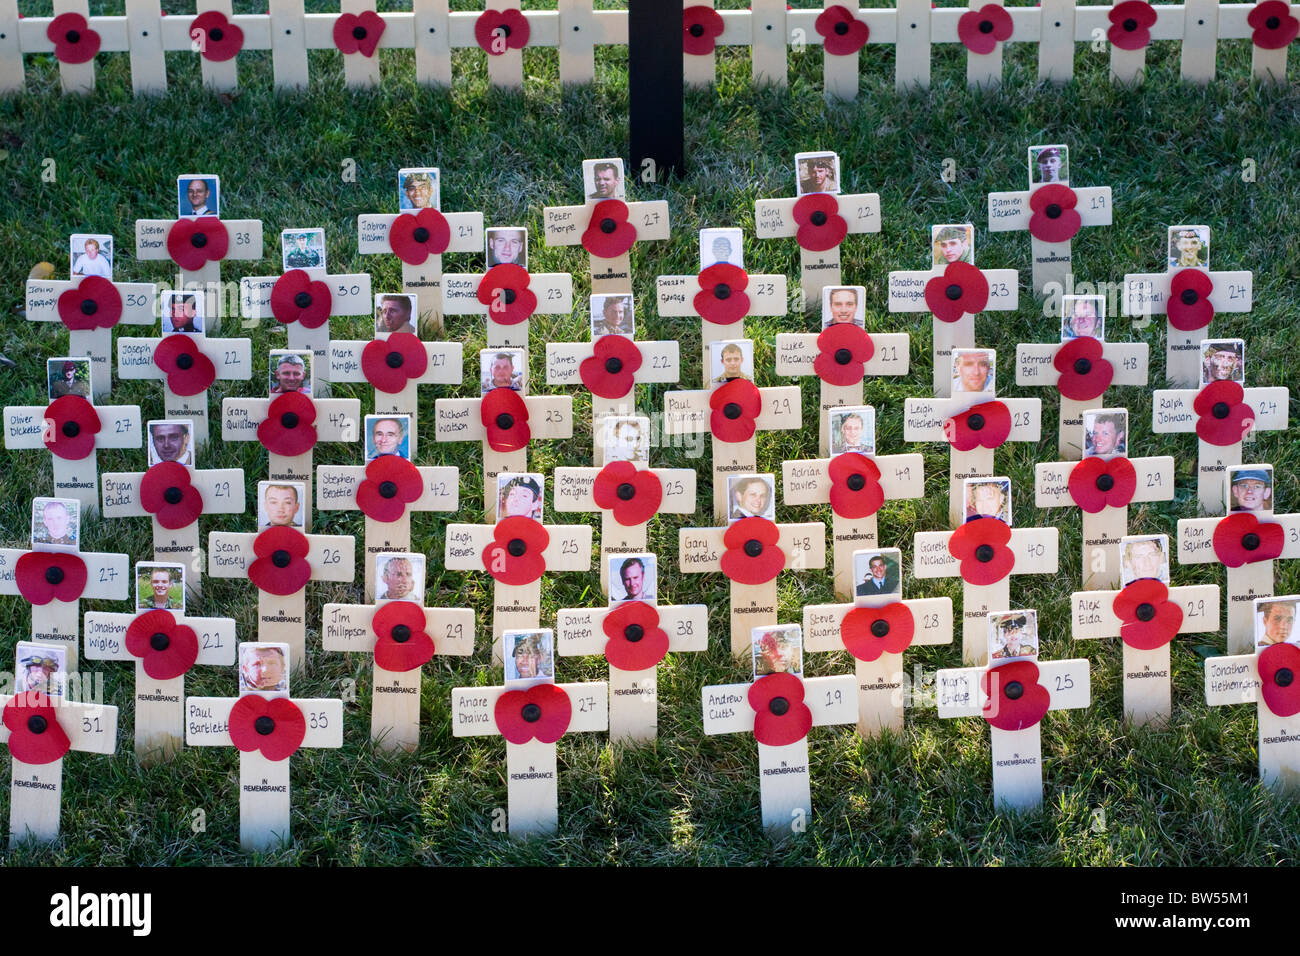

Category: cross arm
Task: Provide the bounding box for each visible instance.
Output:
[545,341,681,385]
[117,336,252,382]
[221,397,362,442]
[1204,655,1261,707]
[903,397,1041,442]
[773,332,910,377]
[101,468,246,518]
[26,279,157,325]
[935,659,1091,718]
[887,269,1020,313]
[803,597,954,652]
[1069,585,1220,640]
[551,466,696,514]
[986,187,1112,232]
[433,396,573,442]
[1123,271,1253,317]
[912,528,1059,578]
[0,696,118,754]
[661,386,802,436]
[542,201,671,247]
[1178,514,1300,563]
[450,682,609,737]
[357,212,484,255]
[1015,342,1149,387]
[321,603,474,656]
[782,452,925,506]
[1152,386,1287,434]
[441,272,573,315]
[184,697,343,748]
[327,339,462,386]
[678,523,825,573]
[135,220,264,260]
[556,604,709,656]
[1035,456,1175,507]
[702,674,859,735]
[315,465,459,513]
[656,273,788,317]
[83,612,237,665]
[206,532,356,581]
[443,524,594,571]
[0,549,126,599]
[752,193,882,240]
[240,273,374,321]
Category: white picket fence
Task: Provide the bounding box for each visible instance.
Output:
[0,0,1291,98]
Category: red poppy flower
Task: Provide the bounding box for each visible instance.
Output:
[42,395,100,461]
[683,5,725,55]
[948,517,1015,586]
[372,601,435,672]
[1166,269,1215,332]
[357,455,423,523]
[958,3,1013,54]
[827,453,884,519]
[1193,380,1254,447]
[257,391,318,457]
[721,517,785,585]
[191,10,244,61]
[1108,0,1157,49]
[694,263,750,325]
[841,603,915,662]
[749,673,813,746]
[1113,579,1183,651]
[579,335,642,399]
[482,517,549,586]
[140,461,204,529]
[1259,643,1300,718]
[981,660,1050,731]
[815,4,870,55]
[476,264,538,326]
[361,332,428,394]
[58,276,122,331]
[270,269,331,330]
[1028,185,1081,243]
[228,696,306,761]
[153,333,216,396]
[125,609,200,680]
[581,200,637,259]
[792,193,848,253]
[1066,456,1136,514]
[495,683,571,744]
[14,551,87,605]
[1249,0,1299,49]
[2,694,71,764]
[944,400,1011,452]
[709,378,762,443]
[1053,336,1113,402]
[1212,512,1284,568]
[47,12,100,63]
[813,323,875,387]
[592,460,662,527]
[388,209,450,265]
[247,526,312,596]
[333,10,384,56]
[602,601,669,670]
[167,217,229,271]
[481,387,530,452]
[474,7,530,55]
[924,262,990,323]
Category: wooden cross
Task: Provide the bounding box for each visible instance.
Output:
[240,258,374,369]
[440,254,574,349]
[134,211,264,304]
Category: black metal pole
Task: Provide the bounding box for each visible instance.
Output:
[628,0,684,184]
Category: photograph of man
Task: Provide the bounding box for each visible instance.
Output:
[990,612,1038,661]
[269,352,311,396]
[366,415,410,461]
[728,474,775,522]
[591,295,635,338]
[137,563,184,612]
[1201,341,1244,385]
[1061,296,1104,341]
[1083,411,1127,459]
[1168,226,1209,270]
[398,169,439,210]
[700,228,743,270]
[1030,145,1068,185]
[964,478,1011,524]
[504,630,554,683]
[179,175,218,217]
[259,482,304,530]
[1120,535,1170,586]
[586,160,624,201]
[376,554,423,603]
[498,474,544,522]
[854,551,900,597]
[486,227,527,268]
[32,498,78,547]
[71,235,112,278]
[611,555,656,604]
[481,350,525,393]
[753,625,803,677]
[161,291,203,334]
[375,294,417,336]
[239,643,288,694]
[48,358,91,399]
[1256,599,1298,648]
[822,286,864,328]
[710,340,753,385]
[283,230,324,270]
[796,152,839,195]
[16,644,65,697]
[932,224,974,268]
[603,417,649,463]
[829,407,875,456]
[1229,467,1273,514]
[952,349,994,393]
[147,420,194,467]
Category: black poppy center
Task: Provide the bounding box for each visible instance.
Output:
[769,696,790,716]
[502,288,517,306]
[1180,288,1199,306]
[1005,680,1024,700]
[979,19,995,33]
[1096,474,1115,493]
[209,27,224,41]
[1277,668,1295,688]
[604,357,624,374]
[600,217,617,234]
[967,413,985,431]
[164,486,184,504]
[847,473,866,492]
[616,482,636,501]
[834,347,853,365]
[190,232,208,248]
[744,539,763,558]
[624,624,644,643]
[689,22,705,37]
[391,624,411,643]
[497,23,512,38]
[521,702,542,723]
[80,298,98,315]
[1135,603,1156,622]
[1123,17,1138,31]
[352,25,367,39]
[379,480,398,499]
[386,351,404,369]
[45,567,65,585]
[834,21,850,34]
[975,544,995,563]
[61,421,80,438]
[1267,15,1281,29]
[723,402,742,420]
[1045,203,1062,219]
[272,549,292,568]
[871,619,890,638]
[713,283,731,300]
[507,538,527,557]
[1073,358,1092,375]
[294,291,312,309]
[255,716,275,736]
[1242,532,1261,552]
[1212,402,1230,420]
[27,715,48,734]
[945,283,963,301]
[65,29,81,43]
[495,413,514,430]
[810,210,828,226]
[176,353,194,370]
[150,632,171,651]
[412,226,430,243]
[280,411,300,429]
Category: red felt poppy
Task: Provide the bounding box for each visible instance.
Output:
[815,4,870,55]
[792,193,848,253]
[683,5,725,55]
[475,264,538,326]
[1108,0,1157,49]
[749,672,813,746]
[228,695,306,761]
[579,334,642,399]
[372,601,435,672]
[474,7,530,55]
[257,391,318,457]
[958,3,1013,54]
[1066,456,1137,514]
[1249,0,1299,49]
[2,693,71,764]
[1166,269,1215,332]
[694,263,750,325]
[944,400,1011,452]
[494,683,571,744]
[948,517,1015,586]
[333,10,384,56]
[42,395,100,461]
[814,323,875,387]
[924,261,990,323]
[841,603,915,662]
[827,453,885,520]
[357,455,423,523]
[709,378,762,444]
[592,460,662,527]
[1053,336,1113,402]
[581,200,637,259]
[270,269,332,330]
[191,10,244,61]
[247,526,312,596]
[47,12,100,64]
[481,387,531,452]
[388,209,451,265]
[153,333,216,397]
[166,217,229,271]
[482,516,549,586]
[602,601,670,671]
[124,609,200,681]
[58,276,122,331]
[361,332,428,394]
[982,660,1050,731]
[1113,579,1183,651]
[1193,380,1254,447]
[1258,643,1300,718]
[14,551,87,605]
[721,517,785,586]
[140,461,204,530]
[1028,184,1082,243]
[1212,512,1284,568]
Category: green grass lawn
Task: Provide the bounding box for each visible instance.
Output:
[1,3,1300,865]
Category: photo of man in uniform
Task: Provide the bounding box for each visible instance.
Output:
[162,292,202,334]
[710,341,753,385]
[604,417,649,463]
[1121,535,1170,586]
[376,554,422,603]
[612,555,656,604]
[48,358,90,399]
[399,169,439,210]
[592,295,634,337]
[137,564,184,612]
[822,286,864,328]
[504,630,554,683]
[486,228,527,268]
[728,475,774,522]
[269,352,311,396]
[796,153,839,195]
[283,231,324,270]
[932,224,974,268]
[1168,226,1209,269]
[1030,145,1068,185]
[1201,341,1244,385]
[990,612,1038,661]
[1256,599,1298,648]
[239,644,288,694]
[32,498,78,547]
[829,407,874,456]
[855,552,900,597]
[179,176,218,217]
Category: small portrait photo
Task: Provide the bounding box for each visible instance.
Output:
[829,405,875,456]
[584,158,626,202]
[1201,339,1245,386]
[609,553,657,605]
[1083,409,1127,459]
[504,629,555,685]
[365,414,411,462]
[375,293,418,337]
[398,168,440,211]
[752,624,804,678]
[16,643,67,698]
[375,552,425,604]
[281,228,326,272]
[699,227,744,270]
[727,473,775,523]
[822,285,866,329]
[178,174,219,218]
[603,416,651,464]
[160,290,204,334]
[70,234,113,279]
[1255,597,1299,649]
[1120,534,1171,587]
[47,356,91,401]
[238,642,289,696]
[136,562,185,614]
[951,348,995,394]
[989,610,1039,662]
[932,223,975,269]
[1061,295,1105,342]
[498,473,545,523]
[795,151,840,196]
[590,294,635,339]
[258,481,305,531]
[1029,144,1069,186]
[148,419,195,468]
[486,227,528,269]
[1168,224,1210,271]
[480,348,526,395]
[964,477,1012,525]
[709,339,754,387]
[853,548,902,602]
[1229,465,1274,515]
[269,350,312,397]
[31,497,80,549]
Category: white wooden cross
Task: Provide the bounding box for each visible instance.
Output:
[134,211,263,307]
[440,254,574,348]
[1204,639,1300,793]
[240,258,374,369]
